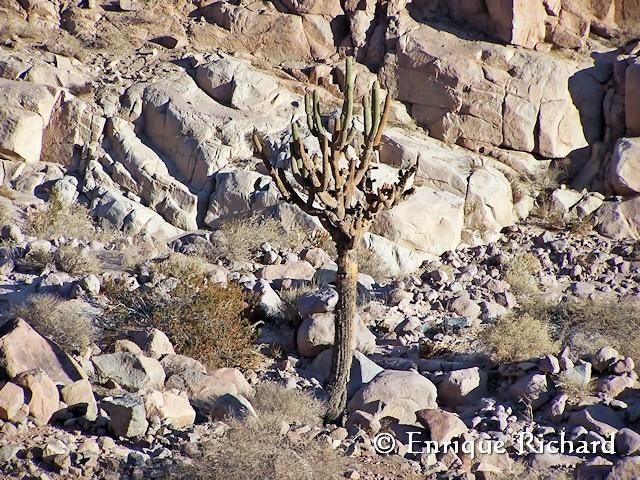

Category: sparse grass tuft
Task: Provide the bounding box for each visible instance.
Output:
[354,244,392,281]
[220,214,303,263]
[54,245,101,275]
[251,382,326,426]
[503,251,541,298]
[554,370,595,408]
[480,313,559,363]
[26,195,97,241]
[172,385,343,480]
[521,297,640,365]
[11,294,95,355]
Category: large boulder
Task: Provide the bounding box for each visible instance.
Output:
[105,117,198,230]
[14,369,59,424]
[61,379,98,421]
[396,23,596,158]
[84,159,183,240]
[144,390,196,429]
[297,312,377,357]
[0,381,24,421]
[348,370,438,424]
[101,394,149,438]
[596,195,640,240]
[92,352,165,391]
[0,79,59,163]
[0,318,85,385]
[199,2,334,62]
[609,137,640,195]
[372,186,465,256]
[310,349,384,397]
[205,169,279,227]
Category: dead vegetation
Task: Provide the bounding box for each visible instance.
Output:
[11,294,95,355]
[54,245,102,275]
[251,382,326,426]
[480,313,559,363]
[26,194,98,241]
[554,370,595,407]
[173,383,344,480]
[521,297,640,364]
[503,251,542,297]
[220,214,304,263]
[104,254,260,370]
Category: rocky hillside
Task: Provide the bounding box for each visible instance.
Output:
[1,0,640,479]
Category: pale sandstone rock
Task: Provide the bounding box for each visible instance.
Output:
[106,117,198,230]
[61,379,98,421]
[207,368,254,398]
[14,369,59,424]
[256,261,317,282]
[297,312,377,357]
[0,382,24,421]
[130,329,175,359]
[144,390,196,429]
[372,186,465,256]
[0,318,85,385]
[438,367,487,406]
[92,352,165,391]
[397,23,593,158]
[101,394,148,438]
[311,349,384,397]
[610,137,640,195]
[415,408,467,444]
[596,195,640,240]
[348,370,438,424]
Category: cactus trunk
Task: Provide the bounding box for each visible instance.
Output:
[325,244,358,423]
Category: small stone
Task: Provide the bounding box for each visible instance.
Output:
[14,369,59,424]
[539,354,560,374]
[101,394,149,438]
[0,382,24,421]
[615,428,640,456]
[415,409,467,443]
[592,347,620,373]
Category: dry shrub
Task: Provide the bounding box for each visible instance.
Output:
[354,243,392,281]
[11,294,95,354]
[54,245,101,275]
[528,195,565,229]
[174,384,343,480]
[495,461,570,480]
[151,252,212,284]
[277,283,317,323]
[104,260,259,370]
[521,297,640,365]
[503,252,541,298]
[121,236,166,269]
[221,214,302,263]
[554,370,595,407]
[480,313,559,363]
[20,249,54,272]
[251,382,326,426]
[312,232,391,281]
[26,195,97,241]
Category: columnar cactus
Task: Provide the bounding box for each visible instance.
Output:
[253,57,418,422]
